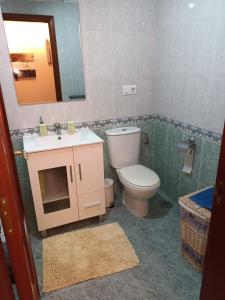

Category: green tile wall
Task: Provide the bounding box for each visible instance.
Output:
[11,118,221,233]
[153,120,221,202]
[12,137,37,232]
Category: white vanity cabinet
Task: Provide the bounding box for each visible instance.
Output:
[25,132,105,233]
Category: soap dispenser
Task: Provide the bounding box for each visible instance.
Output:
[38,117,48,136]
[67,120,76,134]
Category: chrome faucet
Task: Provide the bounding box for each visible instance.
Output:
[54,123,61,135]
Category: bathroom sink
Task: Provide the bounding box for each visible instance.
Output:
[23,128,103,153]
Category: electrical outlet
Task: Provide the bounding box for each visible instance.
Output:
[123,85,137,96]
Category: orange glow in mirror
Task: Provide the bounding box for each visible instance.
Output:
[4,21,57,105]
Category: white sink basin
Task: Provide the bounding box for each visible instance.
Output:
[23,128,103,153]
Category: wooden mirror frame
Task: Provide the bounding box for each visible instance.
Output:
[2,13,62,103]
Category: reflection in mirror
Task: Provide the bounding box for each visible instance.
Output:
[1,0,86,105]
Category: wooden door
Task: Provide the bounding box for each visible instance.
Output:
[200,123,225,300]
[73,143,105,220]
[0,85,40,299]
[27,148,79,231]
[0,237,15,300]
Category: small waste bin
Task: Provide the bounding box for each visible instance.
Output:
[104,178,114,208]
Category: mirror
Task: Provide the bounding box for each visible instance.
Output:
[1,0,86,105]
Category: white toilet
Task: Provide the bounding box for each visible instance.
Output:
[105,126,160,217]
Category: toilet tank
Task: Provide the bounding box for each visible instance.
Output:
[105,127,141,169]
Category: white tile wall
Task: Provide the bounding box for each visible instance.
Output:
[0,0,225,134]
[155,0,225,134]
[0,0,157,130]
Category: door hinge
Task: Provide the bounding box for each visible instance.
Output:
[14,150,28,160]
[0,197,14,235]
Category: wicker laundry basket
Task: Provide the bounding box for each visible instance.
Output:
[179,189,212,271]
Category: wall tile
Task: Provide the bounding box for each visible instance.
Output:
[184,76,209,128]
[206,78,225,135]
[64,101,91,123]
[37,103,66,125]
[154,75,171,118]
[139,122,155,169]
[156,32,174,76]
[136,33,156,79]
[156,0,176,76]
[172,0,195,76]
[136,0,157,34]
[136,76,155,116]
[166,126,183,170]
[113,91,137,118]
[197,0,221,26]
[154,121,168,160]
[156,0,224,134]
[170,75,188,121]
[212,16,225,77]
[157,0,176,31]
[153,121,168,189]
[189,0,220,76]
[89,76,114,120]
[199,139,220,187]
[153,120,220,201]
[164,163,181,202]
[189,22,215,77]
[1,0,224,135]
[84,0,111,31]
[112,32,137,81]
[85,31,112,79]
[111,0,137,33]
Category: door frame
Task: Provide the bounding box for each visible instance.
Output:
[200,122,225,300]
[2,13,62,103]
[0,85,40,299]
[0,238,15,300]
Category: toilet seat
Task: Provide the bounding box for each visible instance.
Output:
[117,164,160,190]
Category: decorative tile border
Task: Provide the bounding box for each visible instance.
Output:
[9,116,138,138]
[135,114,156,123]
[10,114,222,143]
[10,127,38,138]
[154,115,222,143]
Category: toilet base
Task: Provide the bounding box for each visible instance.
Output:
[122,190,149,218]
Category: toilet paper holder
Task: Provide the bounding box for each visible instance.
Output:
[177,137,195,153]
[177,137,196,174]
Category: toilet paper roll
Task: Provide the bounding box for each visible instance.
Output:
[182,148,194,174]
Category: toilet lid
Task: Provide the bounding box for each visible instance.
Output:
[118,165,160,188]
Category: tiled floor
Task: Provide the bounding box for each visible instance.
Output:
[30,193,202,300]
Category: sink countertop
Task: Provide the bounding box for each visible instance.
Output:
[23,128,103,154]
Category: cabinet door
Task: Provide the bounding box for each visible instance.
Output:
[74,143,105,195]
[74,143,105,219]
[27,148,79,231]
